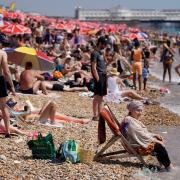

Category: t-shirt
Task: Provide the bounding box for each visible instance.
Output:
[91,50,106,75]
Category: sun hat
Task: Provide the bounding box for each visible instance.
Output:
[127,101,144,112]
[109,68,120,76]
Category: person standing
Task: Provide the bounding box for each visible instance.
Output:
[0,36,16,138]
[91,37,108,121]
[175,64,180,85]
[161,39,174,83]
[131,40,143,91]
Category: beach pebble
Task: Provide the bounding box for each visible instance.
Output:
[0,155,7,162]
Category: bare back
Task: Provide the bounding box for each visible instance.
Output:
[0,49,6,76]
[20,70,35,90]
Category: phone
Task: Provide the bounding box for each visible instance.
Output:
[6,99,17,108]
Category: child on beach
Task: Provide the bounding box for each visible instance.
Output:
[142,59,149,91]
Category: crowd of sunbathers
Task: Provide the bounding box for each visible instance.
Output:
[1,15,179,172]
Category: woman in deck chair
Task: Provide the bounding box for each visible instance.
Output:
[122,101,173,171]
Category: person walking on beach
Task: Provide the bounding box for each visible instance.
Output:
[0,36,16,138]
[91,36,108,121]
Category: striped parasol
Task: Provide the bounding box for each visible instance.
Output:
[5,47,54,71]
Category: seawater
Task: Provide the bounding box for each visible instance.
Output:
[133,126,180,180]
[137,22,180,35]
[149,50,180,116]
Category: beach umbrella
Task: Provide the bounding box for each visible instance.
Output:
[1,24,31,35]
[48,23,66,30]
[122,33,145,41]
[0,21,11,28]
[137,32,149,39]
[3,11,18,19]
[5,47,54,71]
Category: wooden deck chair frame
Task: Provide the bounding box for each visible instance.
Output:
[94,104,147,166]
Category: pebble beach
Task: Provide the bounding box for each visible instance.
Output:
[0,88,179,180]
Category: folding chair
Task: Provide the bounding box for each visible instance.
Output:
[94,104,147,166]
[6,105,31,126]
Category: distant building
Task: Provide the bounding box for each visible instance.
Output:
[75,6,180,21]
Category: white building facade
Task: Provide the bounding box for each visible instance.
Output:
[75,6,180,21]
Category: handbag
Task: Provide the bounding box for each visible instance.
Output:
[27,133,56,159]
[56,140,80,163]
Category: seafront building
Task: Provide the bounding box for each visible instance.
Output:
[75,6,180,22]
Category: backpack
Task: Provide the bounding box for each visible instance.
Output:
[57,140,80,164]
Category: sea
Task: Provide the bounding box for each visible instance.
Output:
[136,22,180,116]
[137,22,180,35]
[130,22,180,180]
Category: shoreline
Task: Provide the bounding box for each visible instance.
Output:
[0,89,179,179]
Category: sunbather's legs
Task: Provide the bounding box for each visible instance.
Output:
[0,98,10,134]
[93,95,103,119]
[32,80,42,94]
[40,81,48,95]
[33,81,48,95]
[121,90,145,100]
[0,121,28,135]
[133,73,137,90]
[64,86,88,92]
[39,101,56,123]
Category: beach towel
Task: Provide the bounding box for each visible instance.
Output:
[39,120,64,128]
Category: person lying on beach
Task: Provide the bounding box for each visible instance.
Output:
[44,82,89,92]
[0,100,90,136]
[122,101,174,171]
[19,61,48,95]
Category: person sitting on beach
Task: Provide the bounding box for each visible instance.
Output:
[0,100,61,135]
[63,55,79,77]
[122,101,174,171]
[105,68,147,103]
[20,62,48,95]
[0,100,90,136]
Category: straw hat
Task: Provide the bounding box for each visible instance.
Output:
[109,68,120,76]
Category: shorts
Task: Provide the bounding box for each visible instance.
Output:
[94,73,107,96]
[52,84,64,91]
[132,62,142,75]
[0,76,8,98]
[36,37,43,44]
[21,88,34,94]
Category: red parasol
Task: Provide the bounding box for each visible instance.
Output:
[1,24,31,35]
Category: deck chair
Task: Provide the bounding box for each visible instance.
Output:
[6,105,31,126]
[94,104,147,166]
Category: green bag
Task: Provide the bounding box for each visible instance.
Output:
[27,133,56,159]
